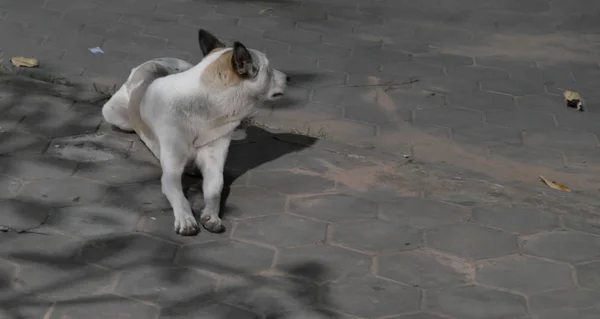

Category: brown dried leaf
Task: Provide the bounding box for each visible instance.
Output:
[539,175,571,192]
[10,57,39,68]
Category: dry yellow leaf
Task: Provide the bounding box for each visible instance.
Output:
[259,7,272,14]
[563,90,583,111]
[539,175,571,192]
[10,57,39,68]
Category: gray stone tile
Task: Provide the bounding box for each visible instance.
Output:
[394,314,447,319]
[488,145,565,169]
[14,260,115,301]
[17,178,107,207]
[486,110,557,130]
[0,233,81,262]
[264,28,321,44]
[481,78,546,97]
[47,204,141,237]
[529,288,600,313]
[233,214,327,247]
[427,224,518,260]
[223,186,287,220]
[327,276,421,318]
[576,261,600,290]
[115,265,217,306]
[0,155,78,180]
[276,245,371,283]
[446,66,510,81]
[378,198,470,229]
[332,219,422,253]
[379,250,472,288]
[522,231,600,264]
[381,62,445,81]
[452,123,522,147]
[426,285,527,319]
[47,133,133,163]
[289,194,376,223]
[415,107,483,128]
[448,90,516,112]
[413,53,473,68]
[103,180,171,213]
[524,129,599,151]
[472,206,559,234]
[161,302,259,319]
[0,199,49,231]
[414,75,480,93]
[176,240,275,275]
[75,158,161,185]
[49,296,158,319]
[79,233,178,269]
[248,170,334,195]
[272,101,344,122]
[0,131,49,156]
[476,255,573,293]
[387,88,447,111]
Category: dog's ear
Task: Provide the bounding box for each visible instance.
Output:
[198,29,225,57]
[231,41,256,78]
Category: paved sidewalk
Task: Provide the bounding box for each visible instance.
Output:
[1,0,600,318]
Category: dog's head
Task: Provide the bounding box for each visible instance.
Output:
[197,29,288,101]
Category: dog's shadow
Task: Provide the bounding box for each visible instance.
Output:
[182,124,317,221]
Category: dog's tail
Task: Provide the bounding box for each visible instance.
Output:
[126,61,171,143]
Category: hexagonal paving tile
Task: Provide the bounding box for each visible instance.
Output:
[0,155,78,180]
[476,255,573,293]
[177,240,275,275]
[524,129,599,152]
[79,233,179,269]
[249,170,334,195]
[379,250,472,289]
[448,90,516,112]
[75,158,161,185]
[18,178,108,206]
[0,175,23,200]
[529,288,600,314]
[0,131,49,156]
[481,78,545,96]
[14,261,115,301]
[47,133,133,162]
[378,198,470,228]
[276,245,371,282]
[332,219,422,253]
[103,180,171,212]
[427,224,518,260]
[473,205,558,234]
[50,296,158,319]
[47,204,142,237]
[427,285,527,319]
[233,214,327,247]
[289,194,376,223]
[452,123,522,147]
[137,210,232,245]
[221,274,319,316]
[0,199,49,230]
[415,107,483,128]
[224,186,287,220]
[576,261,600,290]
[522,231,600,263]
[161,302,259,319]
[327,276,421,318]
[486,110,557,131]
[0,232,81,262]
[115,265,217,306]
[18,102,103,138]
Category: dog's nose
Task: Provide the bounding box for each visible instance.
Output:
[286,76,291,84]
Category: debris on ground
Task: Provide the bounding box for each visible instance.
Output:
[88,47,105,54]
[10,56,39,68]
[563,90,584,111]
[540,175,571,192]
[259,8,272,14]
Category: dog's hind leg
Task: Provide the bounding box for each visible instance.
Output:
[101,86,134,132]
[159,140,199,236]
[195,136,231,233]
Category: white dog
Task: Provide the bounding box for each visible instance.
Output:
[102,29,288,235]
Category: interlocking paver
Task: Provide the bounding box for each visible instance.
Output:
[233,214,327,247]
[2,0,600,317]
[379,250,472,288]
[276,245,371,283]
[522,231,600,264]
[427,224,518,260]
[327,276,421,318]
[476,255,573,293]
[427,285,528,319]
[472,206,559,234]
[332,219,422,253]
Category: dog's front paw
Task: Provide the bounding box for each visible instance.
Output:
[201,215,225,233]
[174,215,200,236]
